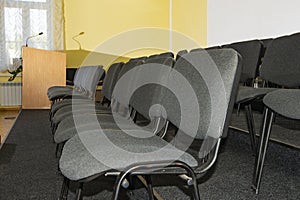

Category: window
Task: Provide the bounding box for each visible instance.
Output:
[0,0,63,71]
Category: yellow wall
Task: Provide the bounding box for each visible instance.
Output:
[64,0,207,61]
[172,0,207,51]
[64,0,170,60]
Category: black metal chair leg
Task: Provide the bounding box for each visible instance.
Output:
[236,103,241,116]
[144,176,155,200]
[55,143,60,158]
[59,177,70,200]
[252,108,274,194]
[75,183,83,200]
[245,104,257,155]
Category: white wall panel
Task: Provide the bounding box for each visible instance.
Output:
[207,0,300,46]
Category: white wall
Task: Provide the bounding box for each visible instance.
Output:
[207,0,300,46]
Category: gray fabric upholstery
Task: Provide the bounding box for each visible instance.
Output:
[59,49,241,184]
[47,67,80,96]
[129,57,174,120]
[48,67,86,98]
[50,63,122,115]
[260,33,300,87]
[52,60,144,131]
[80,66,104,98]
[236,86,277,104]
[48,66,104,101]
[176,50,188,61]
[50,99,94,115]
[54,57,174,140]
[162,49,241,139]
[235,34,300,105]
[223,40,262,83]
[60,130,197,181]
[263,89,300,120]
[101,62,123,101]
[51,103,112,125]
[47,86,73,97]
[54,113,139,143]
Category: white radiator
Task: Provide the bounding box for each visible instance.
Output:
[0,82,22,106]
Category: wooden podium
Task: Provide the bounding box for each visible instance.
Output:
[22,47,66,109]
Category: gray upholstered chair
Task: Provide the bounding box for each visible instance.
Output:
[50,62,124,118]
[252,90,300,191]
[48,66,89,101]
[53,57,174,145]
[50,59,143,130]
[58,49,241,200]
[48,66,104,102]
[223,40,262,85]
[231,33,300,193]
[224,40,264,153]
[234,34,300,155]
[47,67,81,98]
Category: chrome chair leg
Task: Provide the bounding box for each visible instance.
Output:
[252,108,274,194]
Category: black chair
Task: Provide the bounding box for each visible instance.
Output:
[223,40,263,85]
[251,33,300,194]
[252,89,300,194]
[66,68,77,86]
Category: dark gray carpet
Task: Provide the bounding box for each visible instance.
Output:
[230,108,300,148]
[0,110,299,199]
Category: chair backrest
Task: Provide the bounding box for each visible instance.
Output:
[101,62,124,101]
[72,67,85,91]
[111,59,144,110]
[176,50,188,61]
[223,40,262,83]
[147,52,174,60]
[162,49,241,141]
[78,66,104,99]
[129,57,174,120]
[260,33,300,87]
[260,38,273,56]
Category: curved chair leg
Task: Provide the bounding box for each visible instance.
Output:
[245,104,257,155]
[252,108,274,194]
[112,161,200,200]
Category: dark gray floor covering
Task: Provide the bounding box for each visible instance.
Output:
[0,110,299,199]
[230,108,300,148]
[0,110,62,199]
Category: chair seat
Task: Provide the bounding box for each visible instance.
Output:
[47,86,73,97]
[52,104,112,125]
[51,98,95,114]
[235,86,277,104]
[48,89,87,101]
[59,130,198,181]
[54,114,141,143]
[263,89,300,120]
